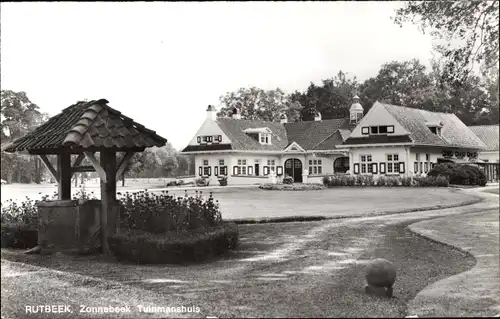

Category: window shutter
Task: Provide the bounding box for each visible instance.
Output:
[372,163,378,174]
[218,135,222,142]
[197,136,201,143]
[264,166,269,175]
[198,166,202,176]
[215,166,219,176]
[208,167,211,176]
[233,166,237,176]
[414,162,419,173]
[353,163,360,174]
[379,163,386,174]
[399,162,405,174]
[276,166,283,176]
[248,166,253,175]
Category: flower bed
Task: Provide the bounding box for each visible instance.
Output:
[108,221,238,264]
[259,183,325,191]
[322,174,450,188]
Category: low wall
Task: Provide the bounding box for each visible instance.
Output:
[37,199,120,254]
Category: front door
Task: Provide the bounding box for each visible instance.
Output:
[285,158,303,183]
[255,164,260,176]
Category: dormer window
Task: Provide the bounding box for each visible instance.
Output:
[243,127,272,145]
[426,121,443,136]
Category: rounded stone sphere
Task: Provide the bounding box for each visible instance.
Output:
[365,258,397,288]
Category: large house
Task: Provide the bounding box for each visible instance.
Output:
[469,124,499,182]
[181,97,489,185]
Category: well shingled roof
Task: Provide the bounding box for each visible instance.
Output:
[3,99,167,153]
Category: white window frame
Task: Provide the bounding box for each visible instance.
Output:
[308,159,323,175]
[235,159,247,175]
[259,133,271,145]
[386,153,400,174]
[360,155,372,174]
[267,159,276,172]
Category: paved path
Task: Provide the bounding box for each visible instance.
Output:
[2,188,498,318]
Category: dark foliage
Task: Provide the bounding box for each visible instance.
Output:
[428,163,486,186]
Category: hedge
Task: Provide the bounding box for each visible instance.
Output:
[108,222,239,264]
[1,223,38,249]
[427,163,487,186]
[322,174,449,187]
[259,183,325,191]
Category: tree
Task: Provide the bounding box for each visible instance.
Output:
[291,71,359,121]
[394,1,499,86]
[217,87,299,122]
[358,60,433,112]
[1,90,48,184]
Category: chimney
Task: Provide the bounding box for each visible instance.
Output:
[231,107,241,120]
[280,113,288,124]
[314,111,322,121]
[206,105,217,121]
[349,95,364,126]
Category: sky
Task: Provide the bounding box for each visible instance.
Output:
[1,2,435,150]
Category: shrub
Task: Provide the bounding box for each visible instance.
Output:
[428,163,486,186]
[346,175,356,186]
[259,183,325,191]
[1,222,38,249]
[377,176,387,186]
[118,190,222,234]
[436,175,450,187]
[401,177,413,187]
[282,175,294,184]
[108,222,239,264]
[218,176,228,186]
[166,181,177,187]
[322,176,331,186]
[386,176,401,187]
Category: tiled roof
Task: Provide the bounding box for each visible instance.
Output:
[284,118,350,150]
[216,118,289,151]
[343,135,413,145]
[182,144,232,152]
[380,102,486,149]
[4,99,167,153]
[469,125,499,151]
[313,131,344,150]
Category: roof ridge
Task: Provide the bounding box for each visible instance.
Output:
[381,102,454,116]
[62,100,108,146]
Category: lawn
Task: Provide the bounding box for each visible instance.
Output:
[484,187,499,195]
[1,184,480,220]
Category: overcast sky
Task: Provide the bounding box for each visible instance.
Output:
[1,2,434,150]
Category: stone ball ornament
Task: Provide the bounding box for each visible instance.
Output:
[364,258,397,298]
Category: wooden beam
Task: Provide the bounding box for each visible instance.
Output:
[70,154,86,177]
[116,152,134,180]
[100,151,117,254]
[57,151,72,200]
[71,165,96,173]
[84,152,107,183]
[39,155,59,183]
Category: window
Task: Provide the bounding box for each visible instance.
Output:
[425,154,430,161]
[414,162,419,173]
[218,159,227,176]
[386,154,399,174]
[203,136,213,143]
[259,133,271,145]
[419,162,423,173]
[367,125,395,135]
[429,126,442,136]
[424,162,429,173]
[234,159,247,175]
[200,159,211,176]
[334,157,350,173]
[415,153,420,161]
[308,159,323,175]
[360,155,372,174]
[267,159,276,172]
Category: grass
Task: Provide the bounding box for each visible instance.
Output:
[484,188,499,195]
[408,209,500,317]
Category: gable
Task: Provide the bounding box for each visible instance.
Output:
[187,118,231,146]
[383,103,487,149]
[350,102,409,138]
[284,141,306,152]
